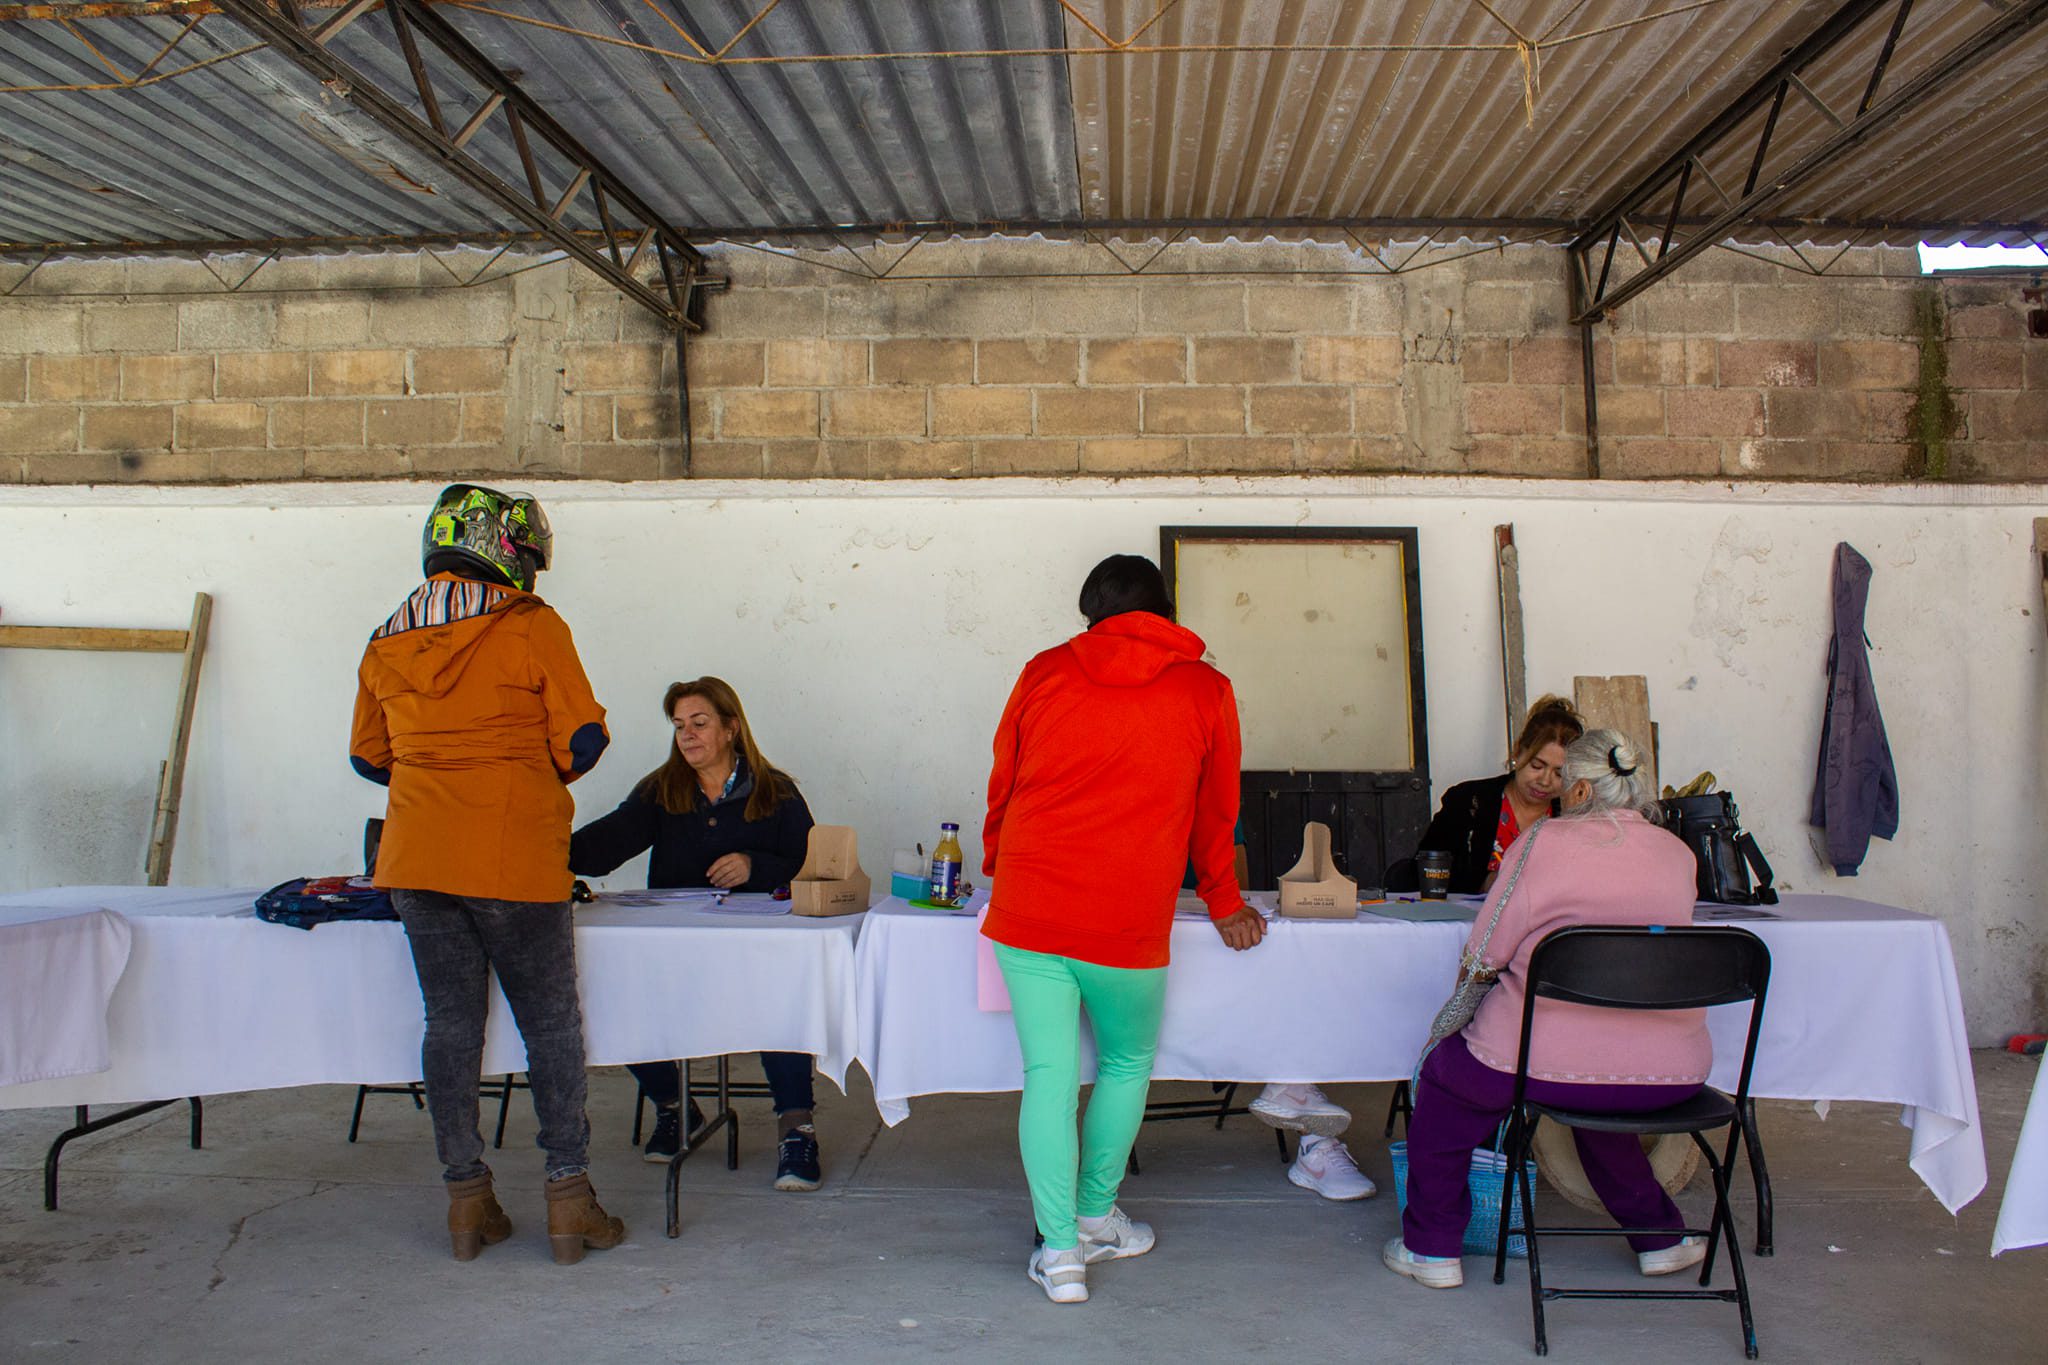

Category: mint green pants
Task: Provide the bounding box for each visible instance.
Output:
[993,942,1168,1250]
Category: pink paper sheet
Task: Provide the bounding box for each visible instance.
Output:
[974,905,1011,1012]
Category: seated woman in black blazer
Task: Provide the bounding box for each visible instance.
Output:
[1407,696,1584,894]
[570,676,822,1190]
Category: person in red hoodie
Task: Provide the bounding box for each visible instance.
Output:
[981,554,1266,1304]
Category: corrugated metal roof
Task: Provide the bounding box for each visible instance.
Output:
[0,13,510,244]
[0,0,1079,249]
[0,0,2039,255]
[1067,0,2047,245]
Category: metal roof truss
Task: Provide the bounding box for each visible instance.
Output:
[1570,0,2048,326]
[210,0,708,332]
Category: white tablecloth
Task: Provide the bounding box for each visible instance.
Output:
[0,886,863,1110]
[1992,1058,2048,1254]
[854,892,1986,1213]
[0,906,132,1087]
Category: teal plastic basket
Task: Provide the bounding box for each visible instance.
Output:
[1388,1139,1533,1258]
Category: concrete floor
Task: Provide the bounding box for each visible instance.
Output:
[3,1054,2043,1364]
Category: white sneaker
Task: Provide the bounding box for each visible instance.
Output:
[1382,1236,1464,1289]
[1028,1244,1088,1303]
[1288,1135,1378,1201]
[1250,1083,1352,1137]
[1638,1235,1707,1277]
[1076,1206,1155,1263]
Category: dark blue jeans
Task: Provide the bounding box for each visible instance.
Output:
[630,1053,815,1115]
[392,889,591,1183]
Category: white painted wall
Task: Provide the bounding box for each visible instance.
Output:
[2,476,2042,1043]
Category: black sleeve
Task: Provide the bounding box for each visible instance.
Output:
[1404,777,1503,893]
[743,784,816,891]
[1414,796,1464,856]
[569,789,660,877]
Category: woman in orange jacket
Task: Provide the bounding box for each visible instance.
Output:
[980,554,1266,1304]
[350,483,622,1266]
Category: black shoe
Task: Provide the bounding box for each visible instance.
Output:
[774,1124,822,1191]
[643,1104,681,1163]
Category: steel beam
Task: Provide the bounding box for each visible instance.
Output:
[1571,0,2048,323]
[210,0,703,330]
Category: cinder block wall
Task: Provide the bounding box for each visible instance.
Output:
[0,240,2039,483]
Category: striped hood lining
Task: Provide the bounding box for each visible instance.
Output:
[372,577,519,640]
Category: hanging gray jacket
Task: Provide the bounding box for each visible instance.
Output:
[1809,542,1899,875]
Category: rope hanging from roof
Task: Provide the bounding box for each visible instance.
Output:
[0,0,1732,103]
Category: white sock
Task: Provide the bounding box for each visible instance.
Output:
[1076,1211,1114,1233]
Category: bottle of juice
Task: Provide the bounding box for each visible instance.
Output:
[929,822,964,905]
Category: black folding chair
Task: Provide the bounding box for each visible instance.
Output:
[1492,925,1770,1358]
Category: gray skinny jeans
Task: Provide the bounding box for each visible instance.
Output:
[391,889,591,1183]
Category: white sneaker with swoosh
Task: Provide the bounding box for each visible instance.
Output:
[1076,1206,1155,1263]
[1029,1245,1088,1303]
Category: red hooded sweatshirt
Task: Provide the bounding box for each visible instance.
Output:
[980,611,1243,970]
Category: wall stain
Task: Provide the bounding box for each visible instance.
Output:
[1689,515,1774,676]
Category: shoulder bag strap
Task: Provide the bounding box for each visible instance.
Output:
[1464,816,1545,978]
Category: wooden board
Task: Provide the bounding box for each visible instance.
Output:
[1573,674,1657,796]
[145,593,212,886]
[1496,524,1526,755]
[0,625,189,652]
[2035,518,2048,633]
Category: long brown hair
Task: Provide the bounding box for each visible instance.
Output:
[1510,694,1584,768]
[636,676,795,821]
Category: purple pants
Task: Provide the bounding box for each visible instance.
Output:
[1402,1034,1700,1258]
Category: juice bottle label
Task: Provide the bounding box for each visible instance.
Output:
[929,857,962,903]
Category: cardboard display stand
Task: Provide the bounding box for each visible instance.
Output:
[1277,821,1358,919]
[790,825,871,917]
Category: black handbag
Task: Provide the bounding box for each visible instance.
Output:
[1656,792,1777,906]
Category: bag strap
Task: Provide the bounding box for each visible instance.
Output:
[1737,831,1778,905]
[1466,816,1544,974]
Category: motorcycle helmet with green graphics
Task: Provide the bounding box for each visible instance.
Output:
[421,483,553,591]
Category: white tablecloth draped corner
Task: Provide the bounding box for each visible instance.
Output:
[0,906,133,1087]
[1992,1057,2048,1255]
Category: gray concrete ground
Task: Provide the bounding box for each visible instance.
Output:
[4,1053,2043,1364]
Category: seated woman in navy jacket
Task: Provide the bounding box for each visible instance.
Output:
[569,676,822,1191]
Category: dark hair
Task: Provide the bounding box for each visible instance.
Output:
[636,676,795,822]
[1510,694,1584,768]
[1078,554,1174,628]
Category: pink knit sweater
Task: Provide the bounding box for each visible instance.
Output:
[1460,811,1711,1085]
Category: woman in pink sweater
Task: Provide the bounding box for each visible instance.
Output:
[1384,729,1709,1290]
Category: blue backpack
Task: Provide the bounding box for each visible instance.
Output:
[254,876,398,930]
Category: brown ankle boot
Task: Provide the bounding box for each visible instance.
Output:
[544,1173,625,1265]
[446,1173,512,1261]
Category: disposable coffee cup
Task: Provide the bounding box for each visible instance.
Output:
[1417,851,1453,899]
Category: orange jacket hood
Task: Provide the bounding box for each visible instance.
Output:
[367,574,533,699]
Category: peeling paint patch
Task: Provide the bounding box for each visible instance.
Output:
[772,591,816,630]
[1689,516,1774,676]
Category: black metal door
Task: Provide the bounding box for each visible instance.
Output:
[1162,525,1431,893]
[1239,770,1431,891]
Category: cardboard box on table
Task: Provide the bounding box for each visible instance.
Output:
[790,825,871,917]
[1278,821,1357,919]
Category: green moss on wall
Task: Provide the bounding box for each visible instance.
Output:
[1903,287,1963,480]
